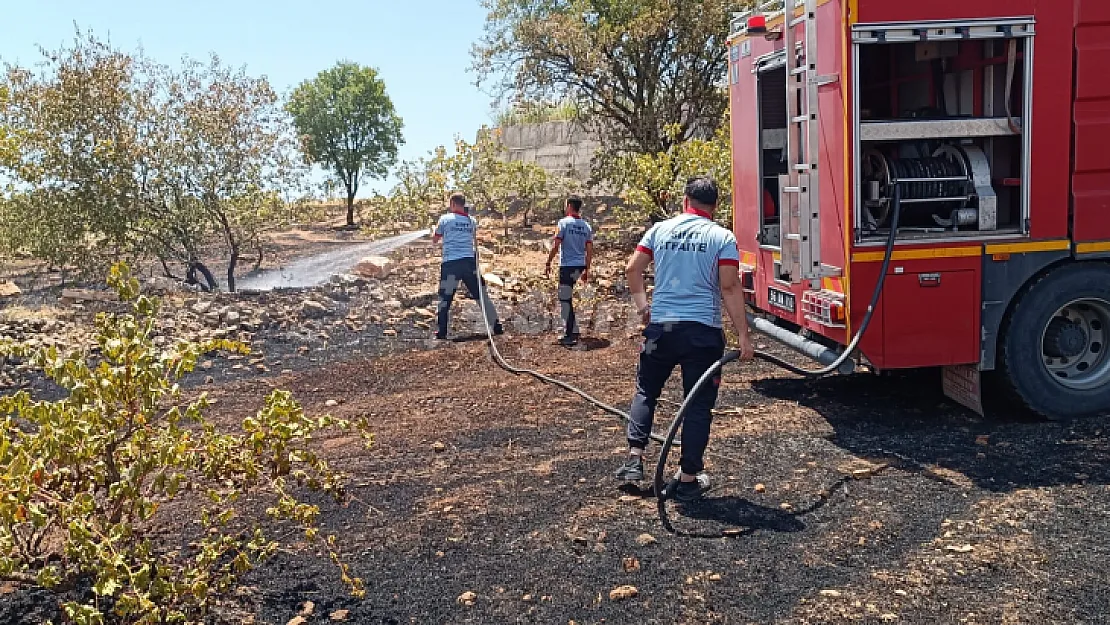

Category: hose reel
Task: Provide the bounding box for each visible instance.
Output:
[862,143,997,232]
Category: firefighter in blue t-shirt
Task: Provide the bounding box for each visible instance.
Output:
[614,176,755,501]
[545,195,594,346]
[432,192,504,340]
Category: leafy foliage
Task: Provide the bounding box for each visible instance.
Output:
[0,263,371,625]
[473,0,734,156]
[287,62,404,227]
[597,120,733,227]
[371,127,569,236]
[0,30,309,288]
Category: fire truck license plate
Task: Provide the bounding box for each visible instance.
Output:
[768,287,796,313]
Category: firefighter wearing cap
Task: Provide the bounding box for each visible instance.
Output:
[614,176,755,501]
[432,192,504,340]
[545,194,594,346]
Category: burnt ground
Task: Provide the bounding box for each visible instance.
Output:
[4,222,1110,624]
[161,335,1110,624]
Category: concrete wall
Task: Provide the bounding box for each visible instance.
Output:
[498,121,602,182]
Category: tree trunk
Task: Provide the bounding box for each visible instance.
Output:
[252,245,264,272]
[186,261,217,292]
[346,189,357,228]
[227,245,239,293]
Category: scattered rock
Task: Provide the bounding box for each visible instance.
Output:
[286,618,306,625]
[635,533,657,546]
[60,289,116,304]
[432,441,447,452]
[609,585,638,601]
[618,495,639,503]
[353,256,394,279]
[820,589,842,597]
[754,483,766,493]
[299,601,315,616]
[622,557,640,572]
[946,544,974,553]
[325,399,339,408]
[382,328,398,337]
[709,573,722,582]
[483,273,505,288]
[0,281,21,298]
[329,609,350,621]
[300,299,331,319]
[975,434,990,446]
[571,428,586,435]
[457,591,477,606]
[224,310,241,324]
[522,594,534,603]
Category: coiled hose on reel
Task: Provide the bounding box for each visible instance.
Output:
[464,186,903,533]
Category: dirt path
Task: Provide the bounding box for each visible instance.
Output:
[195,336,1110,624]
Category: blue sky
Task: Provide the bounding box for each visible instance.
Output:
[0,0,499,195]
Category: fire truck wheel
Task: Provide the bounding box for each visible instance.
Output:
[1000,262,1110,419]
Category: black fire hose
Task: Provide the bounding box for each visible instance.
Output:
[463,186,903,532]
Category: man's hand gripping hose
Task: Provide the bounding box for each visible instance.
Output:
[463,187,902,533]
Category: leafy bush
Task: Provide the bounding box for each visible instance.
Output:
[0,263,371,625]
[594,120,734,229]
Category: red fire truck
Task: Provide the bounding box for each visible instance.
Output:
[727,0,1110,418]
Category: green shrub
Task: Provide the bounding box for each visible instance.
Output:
[0,262,371,625]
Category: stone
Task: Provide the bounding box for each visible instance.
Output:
[754,483,766,494]
[432,441,446,452]
[352,256,393,279]
[329,610,350,621]
[299,601,315,616]
[609,585,638,601]
[635,533,657,546]
[483,273,505,288]
[0,281,21,298]
[325,399,339,408]
[60,289,116,304]
[224,310,241,325]
[457,591,477,606]
[300,299,331,319]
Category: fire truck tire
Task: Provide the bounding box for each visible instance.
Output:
[999,262,1110,419]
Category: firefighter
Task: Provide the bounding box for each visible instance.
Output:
[544,194,594,346]
[432,192,504,340]
[614,176,755,501]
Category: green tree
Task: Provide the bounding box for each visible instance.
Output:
[473,0,733,157]
[0,30,156,274]
[287,62,404,228]
[157,55,306,292]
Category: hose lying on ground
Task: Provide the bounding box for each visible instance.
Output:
[460,189,902,532]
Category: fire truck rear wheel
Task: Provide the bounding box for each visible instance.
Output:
[999,262,1110,419]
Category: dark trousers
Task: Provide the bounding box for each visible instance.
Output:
[627,322,725,476]
[558,265,586,337]
[437,257,498,336]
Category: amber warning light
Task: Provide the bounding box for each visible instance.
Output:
[747,14,768,34]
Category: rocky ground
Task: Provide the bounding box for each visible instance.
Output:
[3,225,1110,624]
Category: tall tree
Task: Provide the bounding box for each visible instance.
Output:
[472,0,733,156]
[287,62,404,228]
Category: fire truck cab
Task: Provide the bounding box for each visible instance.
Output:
[727,0,1110,418]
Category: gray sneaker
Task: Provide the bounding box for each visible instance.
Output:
[614,456,645,482]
